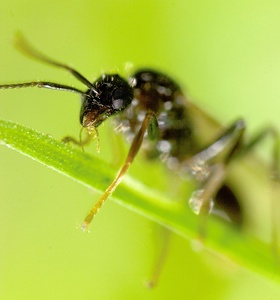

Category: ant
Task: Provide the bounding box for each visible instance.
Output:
[1,36,280,285]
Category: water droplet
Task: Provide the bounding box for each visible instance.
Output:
[189,189,204,214]
[78,222,91,233]
[189,189,214,215]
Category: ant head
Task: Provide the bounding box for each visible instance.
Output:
[80,74,133,129]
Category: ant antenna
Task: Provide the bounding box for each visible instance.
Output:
[15,33,99,95]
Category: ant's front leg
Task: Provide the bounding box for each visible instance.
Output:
[81,111,157,231]
[62,126,100,152]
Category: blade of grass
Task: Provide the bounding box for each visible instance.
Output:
[0,119,279,282]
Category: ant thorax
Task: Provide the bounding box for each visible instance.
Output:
[115,69,197,169]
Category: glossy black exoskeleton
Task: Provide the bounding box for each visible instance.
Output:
[80,74,133,128]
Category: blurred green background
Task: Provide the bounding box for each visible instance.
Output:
[1,0,280,299]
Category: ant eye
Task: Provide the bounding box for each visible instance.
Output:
[112,88,126,110]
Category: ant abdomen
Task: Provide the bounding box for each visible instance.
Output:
[213,185,243,227]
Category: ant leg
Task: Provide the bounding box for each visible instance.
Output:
[81,112,157,231]
[15,34,97,91]
[186,119,246,239]
[63,127,101,153]
[185,119,245,169]
[146,227,171,288]
[234,127,280,177]
[189,163,226,239]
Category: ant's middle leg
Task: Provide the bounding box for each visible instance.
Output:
[185,119,246,239]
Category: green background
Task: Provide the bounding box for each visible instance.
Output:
[1,0,280,299]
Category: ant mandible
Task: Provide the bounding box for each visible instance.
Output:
[0,36,279,239]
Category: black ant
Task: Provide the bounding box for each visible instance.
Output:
[1,36,280,283]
